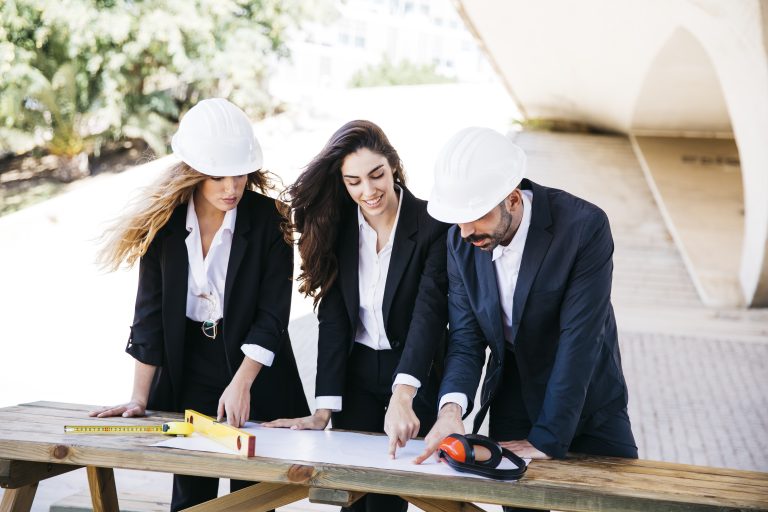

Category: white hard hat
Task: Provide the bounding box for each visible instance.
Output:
[428,127,526,224]
[171,98,263,177]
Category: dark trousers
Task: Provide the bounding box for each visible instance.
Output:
[170,319,264,512]
[331,343,438,512]
[490,350,637,512]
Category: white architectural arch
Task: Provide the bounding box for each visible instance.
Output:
[456,0,768,306]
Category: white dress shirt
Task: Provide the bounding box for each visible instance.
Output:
[316,187,420,412]
[439,190,533,415]
[184,197,274,367]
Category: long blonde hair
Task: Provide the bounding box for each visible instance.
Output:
[99,162,273,271]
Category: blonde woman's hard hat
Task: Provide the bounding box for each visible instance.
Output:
[171,98,263,177]
[428,127,526,224]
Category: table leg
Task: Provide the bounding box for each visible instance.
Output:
[403,495,486,512]
[182,482,309,512]
[0,483,38,512]
[308,488,366,507]
[86,466,119,512]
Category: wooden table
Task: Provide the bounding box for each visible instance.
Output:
[0,402,766,512]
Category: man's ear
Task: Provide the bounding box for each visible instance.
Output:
[505,189,521,212]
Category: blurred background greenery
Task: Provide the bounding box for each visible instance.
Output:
[0,0,306,179]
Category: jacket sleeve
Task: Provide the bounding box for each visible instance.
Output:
[315,281,351,397]
[394,219,449,386]
[126,238,164,366]
[528,210,614,458]
[241,221,294,354]
[439,236,488,418]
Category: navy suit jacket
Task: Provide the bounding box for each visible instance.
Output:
[439,179,629,458]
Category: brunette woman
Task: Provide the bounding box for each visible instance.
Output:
[266,120,449,512]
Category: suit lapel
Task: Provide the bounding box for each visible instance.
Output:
[163,208,190,398]
[337,208,360,329]
[224,198,252,317]
[510,180,553,343]
[475,248,505,359]
[383,188,417,323]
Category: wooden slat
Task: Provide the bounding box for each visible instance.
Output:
[0,459,81,488]
[404,496,486,512]
[183,482,308,512]
[308,487,365,506]
[0,483,37,512]
[86,466,119,512]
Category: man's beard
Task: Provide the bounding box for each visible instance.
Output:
[463,205,514,252]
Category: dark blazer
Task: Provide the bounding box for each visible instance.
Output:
[315,186,450,398]
[439,179,630,458]
[126,190,309,420]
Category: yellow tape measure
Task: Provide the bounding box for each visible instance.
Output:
[63,421,194,436]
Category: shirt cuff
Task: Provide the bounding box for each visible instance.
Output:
[439,392,468,417]
[240,344,275,367]
[391,373,422,395]
[315,396,342,412]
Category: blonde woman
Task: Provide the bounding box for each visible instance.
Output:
[92,98,308,511]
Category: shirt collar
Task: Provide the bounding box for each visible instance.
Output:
[492,189,532,262]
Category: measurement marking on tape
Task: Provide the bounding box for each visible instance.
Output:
[63,422,194,436]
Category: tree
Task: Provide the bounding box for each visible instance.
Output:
[0,0,307,178]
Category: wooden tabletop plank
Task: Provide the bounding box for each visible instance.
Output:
[0,403,765,511]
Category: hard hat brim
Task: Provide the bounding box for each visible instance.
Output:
[171,134,263,177]
[427,185,514,224]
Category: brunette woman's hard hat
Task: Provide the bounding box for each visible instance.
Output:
[171,98,263,177]
[428,127,526,224]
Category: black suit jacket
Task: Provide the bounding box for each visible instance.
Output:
[126,190,309,420]
[315,186,450,398]
[439,179,630,458]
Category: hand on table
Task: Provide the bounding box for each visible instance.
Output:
[89,400,146,418]
[384,385,420,459]
[262,409,331,430]
[413,403,465,464]
[500,439,551,459]
[217,379,251,428]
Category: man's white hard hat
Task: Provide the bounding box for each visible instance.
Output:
[428,127,526,224]
[171,98,263,177]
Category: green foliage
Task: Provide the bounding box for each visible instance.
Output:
[0,0,305,158]
[349,57,456,88]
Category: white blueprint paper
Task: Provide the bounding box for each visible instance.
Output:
[153,423,528,480]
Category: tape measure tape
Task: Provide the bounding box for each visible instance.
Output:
[63,421,194,436]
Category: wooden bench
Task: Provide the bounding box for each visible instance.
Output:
[1,402,766,511]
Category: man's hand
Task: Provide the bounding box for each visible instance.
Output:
[500,439,551,459]
[384,384,420,459]
[413,402,465,464]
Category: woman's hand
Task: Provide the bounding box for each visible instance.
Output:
[384,384,420,459]
[218,378,252,428]
[217,356,264,427]
[89,361,155,418]
[263,409,332,430]
[89,400,146,418]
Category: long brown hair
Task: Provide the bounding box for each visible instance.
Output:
[99,162,274,271]
[281,120,406,306]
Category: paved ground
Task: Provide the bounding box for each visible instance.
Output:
[1,87,767,511]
